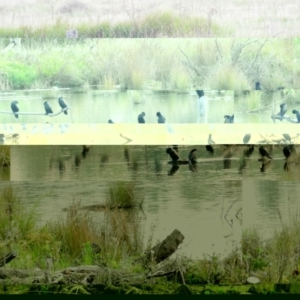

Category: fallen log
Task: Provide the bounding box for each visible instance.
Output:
[134,229,185,267]
[0,230,185,285]
[271,114,298,123]
[0,251,17,267]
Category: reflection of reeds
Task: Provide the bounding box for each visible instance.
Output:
[0,185,36,243]
[0,146,10,168]
[106,181,143,209]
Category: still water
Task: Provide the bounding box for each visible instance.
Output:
[0,90,234,124]
[9,145,242,259]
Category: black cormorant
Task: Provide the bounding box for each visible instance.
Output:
[292,110,300,123]
[58,97,68,115]
[224,114,234,123]
[156,112,166,123]
[82,145,90,158]
[196,90,204,98]
[244,145,255,157]
[277,103,287,121]
[255,82,262,90]
[206,145,214,154]
[283,145,293,159]
[188,148,197,163]
[11,101,19,118]
[44,101,53,115]
[166,148,180,161]
[138,112,145,123]
[259,146,272,159]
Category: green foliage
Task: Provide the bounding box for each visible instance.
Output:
[0,60,37,89]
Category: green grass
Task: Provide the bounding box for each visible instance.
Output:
[0,38,294,91]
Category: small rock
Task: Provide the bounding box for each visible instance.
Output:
[247,276,260,284]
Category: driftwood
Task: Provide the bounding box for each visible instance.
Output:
[134,229,185,267]
[271,114,298,123]
[0,230,185,286]
[0,251,17,267]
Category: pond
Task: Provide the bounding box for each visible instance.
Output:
[9,144,300,256]
[9,145,242,259]
[0,90,234,124]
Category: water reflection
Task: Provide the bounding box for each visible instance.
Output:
[10,145,243,259]
[243,179,300,240]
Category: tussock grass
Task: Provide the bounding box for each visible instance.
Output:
[106,181,143,209]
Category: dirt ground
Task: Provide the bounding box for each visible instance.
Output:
[0,0,299,37]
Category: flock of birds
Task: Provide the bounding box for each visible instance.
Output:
[10,97,68,118]
[108,111,166,124]
[164,142,297,174]
[108,90,234,124]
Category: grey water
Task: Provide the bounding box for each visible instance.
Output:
[9,145,242,259]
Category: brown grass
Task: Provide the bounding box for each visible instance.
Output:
[0,0,299,37]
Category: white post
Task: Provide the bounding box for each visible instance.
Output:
[196,90,208,123]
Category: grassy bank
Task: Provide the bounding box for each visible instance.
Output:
[0,38,294,91]
[1,184,300,294]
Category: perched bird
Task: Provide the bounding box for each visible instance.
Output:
[259,146,272,159]
[206,145,214,155]
[255,82,262,90]
[188,148,197,163]
[283,145,293,159]
[196,90,204,98]
[224,115,234,123]
[44,101,53,115]
[244,145,255,157]
[292,110,300,123]
[108,119,114,124]
[243,134,251,144]
[277,103,287,121]
[58,97,68,115]
[82,145,90,158]
[166,147,179,161]
[138,112,145,123]
[11,101,19,118]
[156,112,166,123]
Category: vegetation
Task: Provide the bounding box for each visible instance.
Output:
[1,185,300,294]
[0,11,226,39]
[0,38,294,91]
